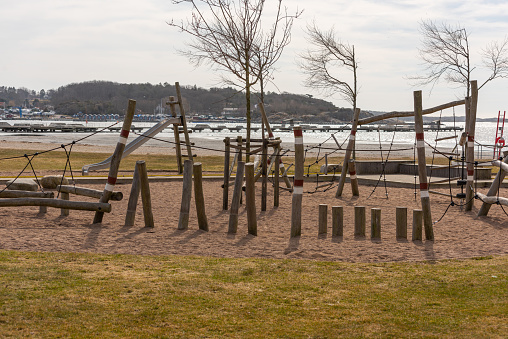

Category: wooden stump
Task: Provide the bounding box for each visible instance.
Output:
[354,206,366,237]
[371,208,381,239]
[412,209,423,241]
[318,204,328,235]
[395,207,407,239]
[332,206,343,237]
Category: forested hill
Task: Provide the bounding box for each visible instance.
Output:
[0,81,367,123]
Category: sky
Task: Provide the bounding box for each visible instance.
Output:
[1,0,508,117]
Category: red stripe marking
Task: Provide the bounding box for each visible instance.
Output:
[467,170,474,175]
[108,176,117,185]
[294,179,304,187]
[268,132,274,138]
[293,129,303,137]
[419,183,428,190]
[349,170,356,176]
[468,136,474,142]
[416,133,424,140]
[120,129,130,138]
[351,130,356,136]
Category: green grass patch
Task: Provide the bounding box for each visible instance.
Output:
[0,251,506,337]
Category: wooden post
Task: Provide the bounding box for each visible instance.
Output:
[137,161,154,228]
[332,206,343,237]
[412,209,423,241]
[178,160,193,230]
[466,80,478,211]
[371,208,381,239]
[396,207,407,239]
[0,198,111,212]
[193,162,208,231]
[261,139,268,211]
[274,147,280,208]
[228,161,245,234]
[245,163,257,236]
[168,95,183,174]
[478,151,508,216]
[125,164,141,227]
[94,99,136,224]
[259,102,274,139]
[413,90,434,240]
[318,204,328,235]
[354,206,366,237]
[237,136,243,205]
[349,159,359,196]
[60,192,69,216]
[336,108,361,197]
[223,137,231,210]
[175,82,194,162]
[324,154,329,175]
[291,126,304,237]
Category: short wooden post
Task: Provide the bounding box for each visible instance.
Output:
[39,205,48,214]
[136,161,154,228]
[60,192,69,216]
[245,163,257,236]
[332,206,343,237]
[412,209,423,241]
[466,80,478,211]
[354,206,366,237]
[349,159,359,196]
[94,99,136,224]
[223,137,231,210]
[371,208,381,239]
[193,162,208,231]
[274,147,280,208]
[228,161,245,234]
[395,207,407,239]
[336,108,361,197]
[124,164,141,226]
[291,126,304,237]
[413,90,434,240]
[261,139,268,211]
[318,204,328,235]
[178,160,193,230]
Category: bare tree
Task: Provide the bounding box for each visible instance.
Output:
[298,22,359,112]
[411,20,508,97]
[169,0,301,160]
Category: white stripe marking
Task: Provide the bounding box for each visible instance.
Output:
[350,135,356,140]
[293,186,303,195]
[295,138,303,145]
[467,175,473,181]
[350,174,357,180]
[118,136,128,145]
[468,141,474,148]
[420,190,429,198]
[105,183,115,192]
[417,140,425,148]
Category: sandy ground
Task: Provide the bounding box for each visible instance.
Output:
[0,140,507,263]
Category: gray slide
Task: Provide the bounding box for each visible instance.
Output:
[82,116,182,175]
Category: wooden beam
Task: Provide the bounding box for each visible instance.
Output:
[0,198,111,212]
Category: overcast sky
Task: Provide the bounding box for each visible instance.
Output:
[2,0,508,117]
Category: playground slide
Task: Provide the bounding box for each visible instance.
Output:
[82,116,182,175]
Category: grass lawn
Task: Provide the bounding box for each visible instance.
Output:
[0,251,506,338]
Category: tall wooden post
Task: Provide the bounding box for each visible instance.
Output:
[193,162,208,231]
[261,139,268,211]
[175,82,193,161]
[138,161,154,228]
[413,90,434,240]
[291,126,304,237]
[178,160,193,230]
[168,96,183,174]
[125,163,141,227]
[223,137,231,210]
[93,99,136,224]
[466,80,478,211]
[245,163,257,236]
[228,161,245,234]
[336,108,361,197]
[274,147,280,208]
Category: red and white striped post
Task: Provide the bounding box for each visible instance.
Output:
[93,99,136,224]
[291,126,304,237]
[413,91,434,240]
[465,80,478,211]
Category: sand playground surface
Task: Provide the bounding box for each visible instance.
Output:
[0,141,507,263]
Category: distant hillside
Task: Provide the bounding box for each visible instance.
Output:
[0,81,372,123]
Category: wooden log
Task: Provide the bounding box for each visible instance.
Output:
[245,163,257,236]
[371,208,381,239]
[466,81,478,211]
[291,126,304,237]
[228,161,245,234]
[125,163,141,227]
[413,90,434,240]
[193,162,208,231]
[178,160,193,230]
[435,135,458,142]
[223,137,231,210]
[318,204,328,235]
[94,99,135,223]
[336,108,361,197]
[138,161,154,228]
[0,198,111,212]
[477,192,508,206]
[412,209,423,241]
[60,192,70,216]
[492,160,508,173]
[58,185,123,201]
[354,206,366,237]
[332,206,343,237]
[274,147,280,208]
[396,207,407,239]
[358,99,465,125]
[478,151,508,216]
[349,159,359,196]
[259,102,274,139]
[168,95,183,174]
[0,190,53,198]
